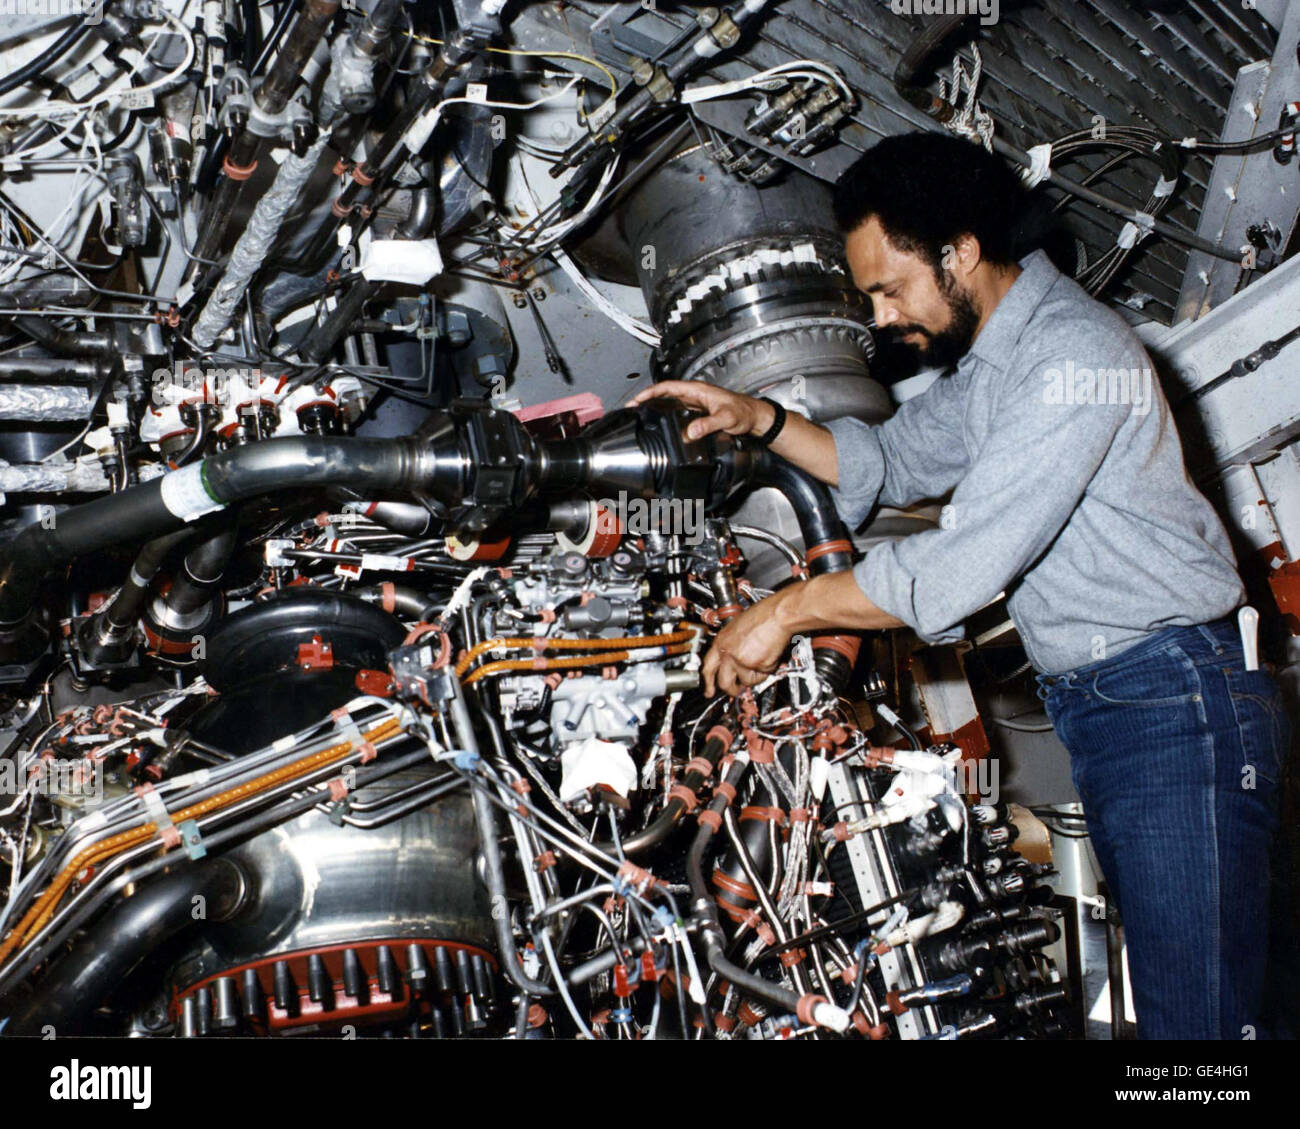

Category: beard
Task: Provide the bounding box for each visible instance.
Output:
[885,272,981,370]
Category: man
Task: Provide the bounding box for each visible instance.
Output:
[631,132,1287,1040]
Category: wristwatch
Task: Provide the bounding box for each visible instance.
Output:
[755,397,788,446]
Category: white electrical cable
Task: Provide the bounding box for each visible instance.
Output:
[0,117,108,287]
[0,7,196,120]
[550,246,661,347]
[402,74,582,158]
[681,60,852,105]
[501,151,619,250]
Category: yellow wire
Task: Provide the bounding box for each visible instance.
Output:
[402,29,619,122]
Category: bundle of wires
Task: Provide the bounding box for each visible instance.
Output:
[1044,124,1184,297]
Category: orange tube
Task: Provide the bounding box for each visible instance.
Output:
[455,627,700,679]
[0,715,402,967]
[463,643,694,685]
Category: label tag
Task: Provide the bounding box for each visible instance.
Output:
[359,237,443,285]
[119,89,155,112]
[402,106,442,154]
[159,463,225,522]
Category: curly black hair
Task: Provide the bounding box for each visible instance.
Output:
[832,131,1030,272]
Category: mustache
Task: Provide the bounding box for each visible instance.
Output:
[884,325,929,340]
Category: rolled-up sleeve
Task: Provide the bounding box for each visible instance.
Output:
[825,372,971,530]
[849,339,1133,644]
[825,417,887,528]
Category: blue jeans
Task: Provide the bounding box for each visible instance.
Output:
[1035,616,1287,1040]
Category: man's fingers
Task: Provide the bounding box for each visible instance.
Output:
[717,658,737,698]
[724,665,763,697]
[626,381,701,408]
[720,655,754,698]
[702,647,718,698]
[684,411,733,441]
[626,382,751,441]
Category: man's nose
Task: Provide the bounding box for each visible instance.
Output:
[871,298,899,327]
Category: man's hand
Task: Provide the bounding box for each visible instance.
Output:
[627,380,774,442]
[628,379,840,485]
[702,595,793,698]
[701,574,906,697]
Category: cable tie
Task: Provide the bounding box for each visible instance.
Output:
[176,818,205,859]
[135,782,181,847]
[1020,143,1052,188]
[452,748,481,772]
[330,706,363,749]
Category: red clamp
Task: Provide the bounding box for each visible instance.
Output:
[222,155,258,180]
[685,756,713,779]
[354,669,393,698]
[669,782,698,813]
[795,993,827,1027]
[297,635,334,670]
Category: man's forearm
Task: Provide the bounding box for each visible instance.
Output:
[753,401,841,486]
[772,571,905,633]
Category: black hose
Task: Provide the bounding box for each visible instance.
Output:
[607,728,733,857]
[686,807,806,1020]
[447,684,555,998]
[105,528,196,631]
[1,858,246,1036]
[0,315,112,358]
[755,450,861,690]
[0,20,93,99]
[755,451,854,572]
[161,521,239,616]
[357,584,439,620]
[299,278,379,364]
[242,0,265,70]
[0,357,107,383]
[0,434,430,630]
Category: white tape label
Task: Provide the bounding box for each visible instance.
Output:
[159,463,225,522]
[402,106,442,156]
[119,89,155,112]
[359,237,443,284]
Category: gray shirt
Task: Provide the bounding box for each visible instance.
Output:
[825,248,1244,674]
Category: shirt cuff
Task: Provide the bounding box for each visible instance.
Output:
[852,542,967,647]
[824,417,886,530]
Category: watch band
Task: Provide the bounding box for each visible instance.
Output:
[757,397,787,446]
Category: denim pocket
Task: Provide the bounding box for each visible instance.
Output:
[1226,666,1288,786]
[1089,647,1198,708]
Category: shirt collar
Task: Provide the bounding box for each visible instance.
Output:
[963,248,1061,371]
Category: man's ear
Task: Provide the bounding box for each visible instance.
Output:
[950,233,983,280]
